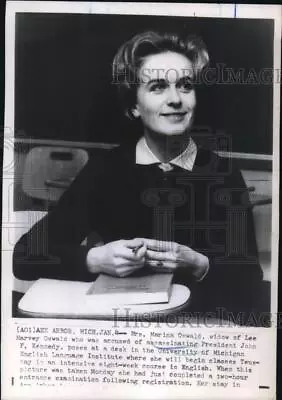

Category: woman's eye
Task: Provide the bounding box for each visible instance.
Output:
[150,82,167,92]
[180,81,194,92]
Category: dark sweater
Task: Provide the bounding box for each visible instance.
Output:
[13,143,265,318]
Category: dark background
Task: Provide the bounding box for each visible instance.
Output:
[1,4,280,400]
[14,13,274,154]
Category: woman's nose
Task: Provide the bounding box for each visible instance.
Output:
[166,87,182,106]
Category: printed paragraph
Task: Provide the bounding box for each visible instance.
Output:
[13,324,261,390]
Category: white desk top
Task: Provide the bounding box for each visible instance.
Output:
[18,279,191,320]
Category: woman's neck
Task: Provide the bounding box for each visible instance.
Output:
[144,131,191,163]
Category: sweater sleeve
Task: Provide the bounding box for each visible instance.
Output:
[189,156,265,317]
[13,156,107,281]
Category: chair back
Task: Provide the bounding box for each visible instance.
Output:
[22,147,88,203]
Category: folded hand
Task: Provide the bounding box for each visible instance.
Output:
[139,238,209,280]
[86,239,146,277]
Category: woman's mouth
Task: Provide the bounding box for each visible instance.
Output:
[161,112,187,122]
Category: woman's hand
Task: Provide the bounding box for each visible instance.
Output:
[86,239,146,277]
[141,239,209,280]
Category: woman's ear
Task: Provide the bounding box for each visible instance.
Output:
[131,106,140,118]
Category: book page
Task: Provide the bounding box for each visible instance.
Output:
[2,2,281,399]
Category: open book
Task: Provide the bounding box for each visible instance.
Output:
[87,272,173,305]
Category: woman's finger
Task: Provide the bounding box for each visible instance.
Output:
[116,246,146,261]
[116,264,144,277]
[146,249,177,262]
[114,256,145,268]
[136,245,147,258]
[126,238,145,249]
[143,239,177,253]
[146,259,177,271]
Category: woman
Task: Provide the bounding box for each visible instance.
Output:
[14,31,263,318]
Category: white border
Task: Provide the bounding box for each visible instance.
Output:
[2,3,281,400]
[4,1,282,18]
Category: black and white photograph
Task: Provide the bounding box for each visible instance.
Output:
[11,11,275,325]
[2,2,280,399]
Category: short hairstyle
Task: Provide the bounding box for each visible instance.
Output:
[112,31,209,118]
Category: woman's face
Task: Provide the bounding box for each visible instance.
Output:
[133,51,196,137]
